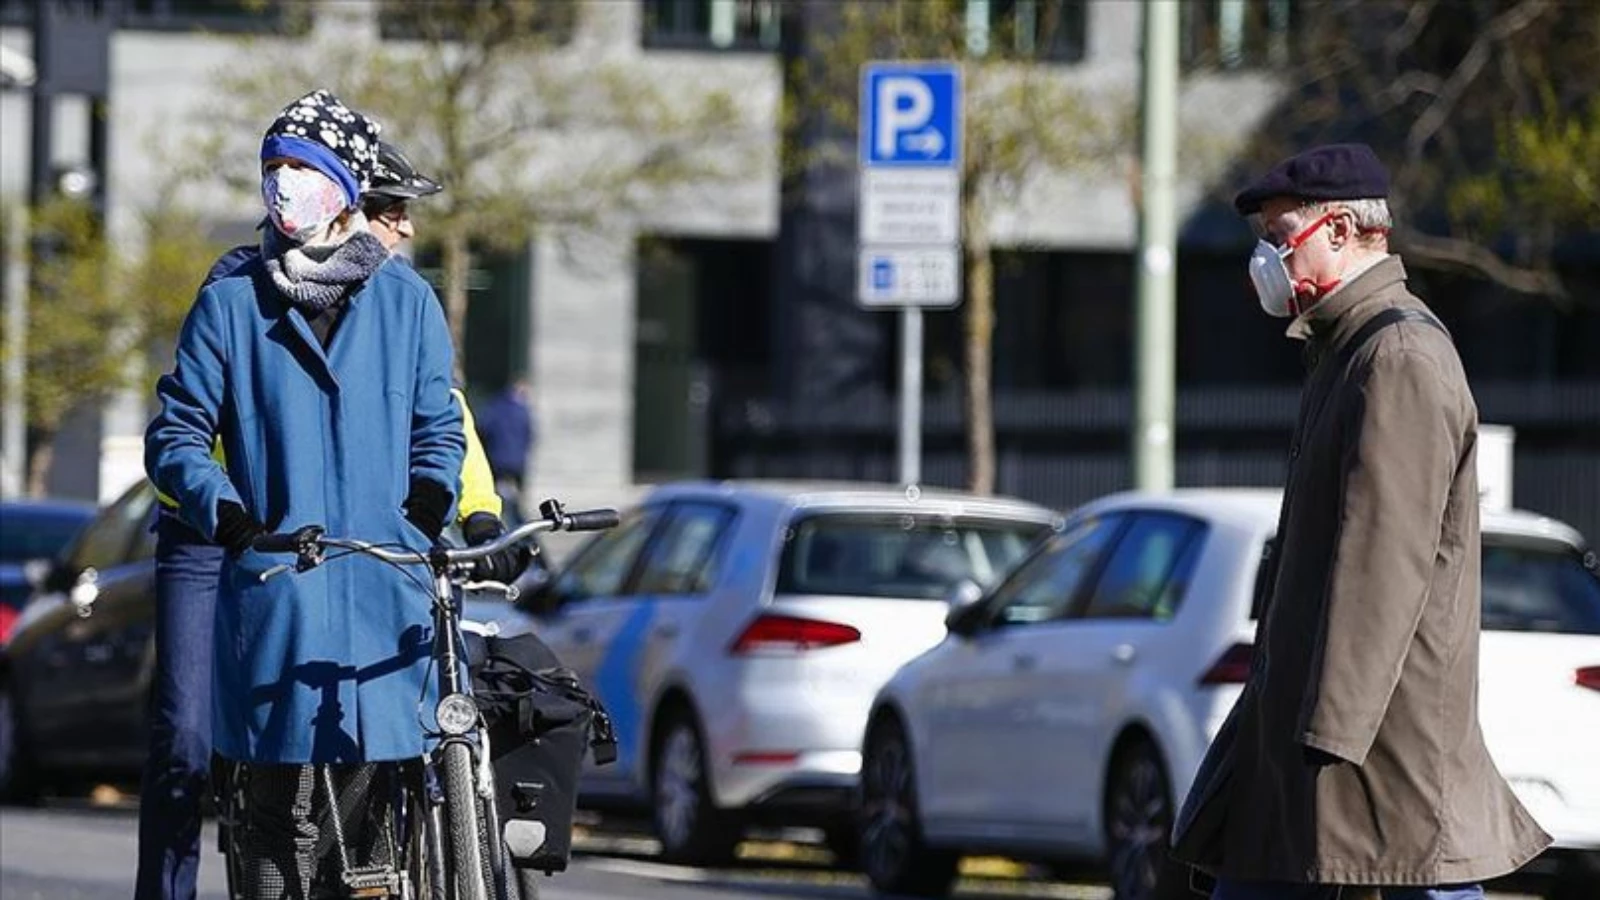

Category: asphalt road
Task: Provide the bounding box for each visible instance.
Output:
[0,805,1115,900]
[0,806,1540,900]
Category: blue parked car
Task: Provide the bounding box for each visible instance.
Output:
[0,499,96,644]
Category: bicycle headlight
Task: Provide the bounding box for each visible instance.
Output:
[435,693,478,736]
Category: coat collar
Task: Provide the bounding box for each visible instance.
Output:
[1285,254,1408,345]
[276,282,371,389]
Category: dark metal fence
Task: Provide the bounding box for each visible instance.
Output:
[712,382,1600,543]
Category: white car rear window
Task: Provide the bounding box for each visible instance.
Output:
[776,513,1048,600]
[1481,539,1600,635]
[1250,534,1600,635]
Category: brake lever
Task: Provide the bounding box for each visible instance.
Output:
[259,563,293,583]
[459,580,521,602]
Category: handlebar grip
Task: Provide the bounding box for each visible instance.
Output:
[252,524,325,554]
[564,509,620,532]
[253,533,303,554]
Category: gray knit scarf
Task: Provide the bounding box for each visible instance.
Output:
[262,227,389,312]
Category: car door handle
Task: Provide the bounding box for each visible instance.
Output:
[1111,643,1137,665]
[1012,653,1038,672]
[653,623,679,640]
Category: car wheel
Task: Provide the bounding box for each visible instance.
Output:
[823,821,861,871]
[1103,738,1174,900]
[859,716,958,897]
[0,681,41,805]
[651,708,739,866]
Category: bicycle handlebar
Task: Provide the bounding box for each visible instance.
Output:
[250,502,620,579]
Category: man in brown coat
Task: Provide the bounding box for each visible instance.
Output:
[1168,144,1550,899]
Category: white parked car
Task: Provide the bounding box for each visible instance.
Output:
[861,488,1600,900]
[512,480,1059,864]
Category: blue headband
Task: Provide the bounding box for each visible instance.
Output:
[260,134,361,209]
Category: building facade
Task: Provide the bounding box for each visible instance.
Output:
[2,0,1596,538]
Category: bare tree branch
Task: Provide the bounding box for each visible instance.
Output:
[1405,0,1549,163]
[1393,227,1569,301]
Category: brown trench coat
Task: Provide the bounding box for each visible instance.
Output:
[1170,257,1550,885]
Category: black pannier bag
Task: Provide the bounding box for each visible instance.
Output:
[466,630,618,874]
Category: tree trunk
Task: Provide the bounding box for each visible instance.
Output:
[441,228,471,376]
[963,207,996,496]
[26,432,53,498]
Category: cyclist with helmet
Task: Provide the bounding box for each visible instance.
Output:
[136,128,526,900]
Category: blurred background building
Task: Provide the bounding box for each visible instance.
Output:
[1,0,1595,538]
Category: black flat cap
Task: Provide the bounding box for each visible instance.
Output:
[1234,143,1390,216]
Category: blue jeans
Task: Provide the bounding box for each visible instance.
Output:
[1213,878,1484,900]
[135,511,224,900]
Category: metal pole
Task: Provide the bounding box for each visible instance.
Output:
[2,205,27,499]
[1133,0,1180,492]
[898,306,923,487]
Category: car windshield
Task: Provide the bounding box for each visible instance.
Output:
[0,510,91,563]
[1481,538,1600,635]
[1248,533,1600,635]
[776,512,1048,600]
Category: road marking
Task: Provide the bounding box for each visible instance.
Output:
[584,857,714,883]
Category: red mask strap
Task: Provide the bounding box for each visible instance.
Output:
[1283,211,1337,252]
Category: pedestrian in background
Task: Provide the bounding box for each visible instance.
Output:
[476,375,536,521]
[1169,143,1549,900]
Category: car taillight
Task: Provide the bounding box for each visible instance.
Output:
[1577,667,1600,692]
[729,614,861,655]
[1199,642,1254,685]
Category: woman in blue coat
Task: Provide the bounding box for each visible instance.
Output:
[145,89,464,897]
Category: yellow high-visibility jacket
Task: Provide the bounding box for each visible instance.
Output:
[157,388,501,524]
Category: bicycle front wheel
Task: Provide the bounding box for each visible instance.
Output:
[442,741,489,900]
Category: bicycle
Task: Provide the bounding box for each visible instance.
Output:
[215,498,619,900]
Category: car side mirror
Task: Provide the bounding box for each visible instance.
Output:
[41,561,76,595]
[943,582,986,638]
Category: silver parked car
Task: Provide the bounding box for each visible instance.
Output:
[510,480,1059,864]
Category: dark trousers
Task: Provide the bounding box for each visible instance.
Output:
[1212,878,1485,900]
[135,511,223,900]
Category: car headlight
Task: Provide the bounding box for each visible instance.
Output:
[435,693,478,736]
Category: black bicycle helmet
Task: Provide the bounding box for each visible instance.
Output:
[365,140,442,202]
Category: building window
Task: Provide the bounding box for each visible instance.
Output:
[965,0,1088,63]
[379,0,576,44]
[0,0,29,27]
[642,0,782,51]
[122,0,308,34]
[1181,0,1296,71]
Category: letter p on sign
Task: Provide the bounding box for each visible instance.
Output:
[861,64,959,167]
[876,77,933,160]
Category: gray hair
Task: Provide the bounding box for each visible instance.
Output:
[1306,197,1393,232]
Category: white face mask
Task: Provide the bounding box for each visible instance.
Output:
[262,166,347,244]
[1246,211,1336,318]
[1248,239,1297,318]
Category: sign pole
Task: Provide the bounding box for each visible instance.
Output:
[899,306,923,487]
[1134,1,1179,492]
[857,61,961,490]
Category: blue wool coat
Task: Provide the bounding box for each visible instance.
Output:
[145,255,465,764]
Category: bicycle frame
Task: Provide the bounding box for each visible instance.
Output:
[216,499,618,900]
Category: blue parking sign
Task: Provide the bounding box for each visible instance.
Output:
[860,63,961,168]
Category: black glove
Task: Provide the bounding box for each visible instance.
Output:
[462,512,532,585]
[403,478,453,542]
[214,501,266,556]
